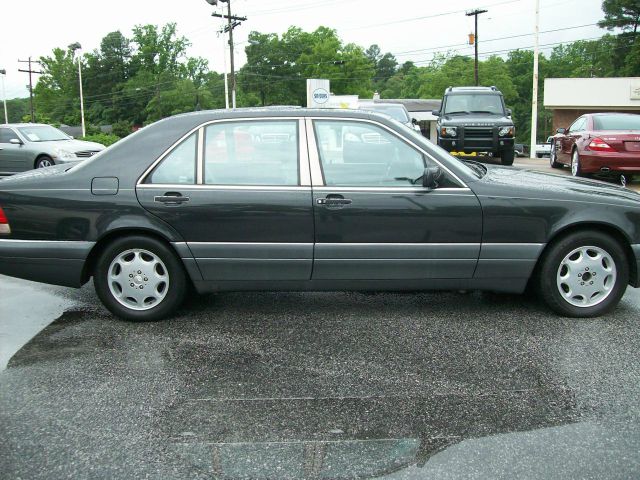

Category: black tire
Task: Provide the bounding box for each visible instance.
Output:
[571,149,587,177]
[537,230,628,318]
[500,148,515,166]
[35,155,55,169]
[549,141,562,169]
[94,235,187,321]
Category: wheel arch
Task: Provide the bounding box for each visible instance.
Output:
[81,227,196,284]
[34,153,53,169]
[533,221,637,287]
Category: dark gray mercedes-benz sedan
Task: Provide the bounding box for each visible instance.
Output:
[1,107,640,321]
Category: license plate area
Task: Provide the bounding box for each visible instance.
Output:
[624,141,640,152]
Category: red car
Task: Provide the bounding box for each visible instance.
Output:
[550,112,640,184]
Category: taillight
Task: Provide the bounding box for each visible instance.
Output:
[588,137,615,152]
[0,206,10,234]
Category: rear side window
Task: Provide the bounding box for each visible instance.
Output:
[146,133,196,184]
[204,121,299,186]
[593,114,640,130]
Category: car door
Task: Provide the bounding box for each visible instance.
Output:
[307,118,482,281]
[0,127,25,173]
[560,116,586,162]
[136,118,314,282]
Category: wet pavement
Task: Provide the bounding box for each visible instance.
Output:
[1,276,640,479]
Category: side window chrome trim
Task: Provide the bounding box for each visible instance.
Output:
[137,116,305,187]
[307,117,468,189]
[136,184,311,192]
[305,118,324,186]
[196,127,204,184]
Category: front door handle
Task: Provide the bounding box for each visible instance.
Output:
[316,194,352,208]
[154,192,190,205]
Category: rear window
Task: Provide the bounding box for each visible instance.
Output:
[593,115,640,130]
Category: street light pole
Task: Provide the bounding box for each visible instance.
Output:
[0,69,7,124]
[69,43,86,138]
[530,0,540,159]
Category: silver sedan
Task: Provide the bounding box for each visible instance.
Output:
[0,123,105,173]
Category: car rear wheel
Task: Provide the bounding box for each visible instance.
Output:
[35,156,55,169]
[571,149,586,177]
[537,230,628,317]
[94,235,187,321]
[500,148,514,166]
[549,142,562,169]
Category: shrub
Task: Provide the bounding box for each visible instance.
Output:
[82,133,121,147]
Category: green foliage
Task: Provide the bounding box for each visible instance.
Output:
[82,133,120,146]
[599,0,640,34]
[111,120,132,138]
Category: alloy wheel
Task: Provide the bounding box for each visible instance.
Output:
[556,245,616,308]
[107,248,170,311]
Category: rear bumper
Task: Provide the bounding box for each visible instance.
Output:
[0,240,94,287]
[580,151,640,174]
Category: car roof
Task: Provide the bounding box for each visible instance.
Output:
[1,123,53,128]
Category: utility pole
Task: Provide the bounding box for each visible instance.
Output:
[0,69,7,124]
[466,9,487,86]
[530,0,540,159]
[69,43,86,137]
[18,57,43,123]
[211,0,246,108]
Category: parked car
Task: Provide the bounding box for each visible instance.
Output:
[1,107,640,321]
[433,86,516,165]
[535,136,554,158]
[550,112,640,184]
[358,101,421,132]
[0,123,105,174]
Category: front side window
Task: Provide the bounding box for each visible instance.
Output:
[0,128,19,143]
[146,133,196,184]
[314,120,431,187]
[204,121,299,186]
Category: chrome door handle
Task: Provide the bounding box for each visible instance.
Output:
[316,195,352,208]
[154,192,190,205]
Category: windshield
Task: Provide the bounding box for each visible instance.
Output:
[363,105,410,123]
[593,114,640,130]
[443,94,505,115]
[17,125,71,142]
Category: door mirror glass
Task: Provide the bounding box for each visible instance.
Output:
[422,166,442,189]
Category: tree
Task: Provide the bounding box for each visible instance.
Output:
[599,0,640,35]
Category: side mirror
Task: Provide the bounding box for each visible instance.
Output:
[422,166,441,189]
[431,110,440,117]
[556,128,567,134]
[506,108,512,116]
[411,118,418,125]
[9,138,23,145]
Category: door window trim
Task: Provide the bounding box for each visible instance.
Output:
[137,117,310,188]
[306,117,469,190]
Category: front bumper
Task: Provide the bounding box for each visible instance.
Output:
[438,128,514,153]
[0,239,94,287]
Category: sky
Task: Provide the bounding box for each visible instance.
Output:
[0,0,607,100]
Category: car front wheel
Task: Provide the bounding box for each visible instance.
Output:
[537,231,628,317]
[571,149,586,177]
[500,148,515,166]
[549,142,562,169]
[35,156,55,169]
[94,235,187,321]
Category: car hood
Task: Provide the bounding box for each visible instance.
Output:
[33,139,106,151]
[476,164,640,206]
[439,113,513,127]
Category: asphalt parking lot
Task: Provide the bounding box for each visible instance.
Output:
[1,272,640,479]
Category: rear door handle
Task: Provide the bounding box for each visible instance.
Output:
[154,192,190,205]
